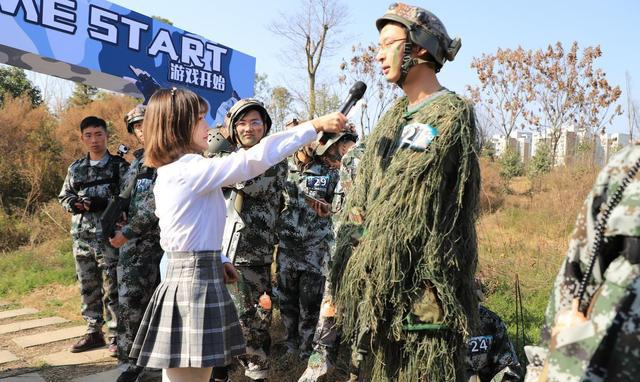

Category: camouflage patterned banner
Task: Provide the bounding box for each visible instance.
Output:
[0,0,255,124]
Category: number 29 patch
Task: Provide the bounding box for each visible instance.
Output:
[468,335,493,354]
[398,123,438,152]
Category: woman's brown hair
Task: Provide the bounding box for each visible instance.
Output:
[144,88,201,168]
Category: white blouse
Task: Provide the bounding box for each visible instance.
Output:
[154,122,318,252]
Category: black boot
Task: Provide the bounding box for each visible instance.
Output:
[70,332,105,353]
[116,367,143,382]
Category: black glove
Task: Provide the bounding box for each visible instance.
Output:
[86,196,109,212]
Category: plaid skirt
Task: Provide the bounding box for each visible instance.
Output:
[130,251,246,368]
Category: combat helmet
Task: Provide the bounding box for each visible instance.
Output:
[205,125,236,157]
[315,131,358,157]
[124,104,145,134]
[224,99,272,145]
[376,2,461,84]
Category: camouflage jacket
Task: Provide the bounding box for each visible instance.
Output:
[233,160,288,265]
[332,143,365,214]
[467,305,522,382]
[58,151,129,238]
[278,160,339,271]
[526,144,640,381]
[278,160,339,244]
[119,149,160,242]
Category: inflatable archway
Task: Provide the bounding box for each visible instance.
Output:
[0,0,255,124]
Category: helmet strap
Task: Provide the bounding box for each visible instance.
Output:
[397,40,414,88]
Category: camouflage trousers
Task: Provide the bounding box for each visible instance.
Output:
[72,235,118,338]
[116,238,162,370]
[276,253,325,356]
[227,265,273,381]
[311,277,340,358]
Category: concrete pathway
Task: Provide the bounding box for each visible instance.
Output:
[38,348,110,366]
[72,368,120,382]
[13,326,85,348]
[0,317,67,335]
[0,309,38,321]
[0,305,123,382]
[0,373,46,381]
[0,351,18,365]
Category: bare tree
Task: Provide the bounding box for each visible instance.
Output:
[339,43,400,135]
[468,42,622,165]
[268,86,294,132]
[467,47,533,139]
[269,0,348,119]
[253,72,270,104]
[525,42,622,164]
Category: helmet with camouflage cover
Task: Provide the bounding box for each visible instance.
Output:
[315,131,358,157]
[376,3,461,83]
[205,124,236,157]
[224,98,273,146]
[124,104,145,134]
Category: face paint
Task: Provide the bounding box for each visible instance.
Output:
[377,23,407,83]
[388,43,404,83]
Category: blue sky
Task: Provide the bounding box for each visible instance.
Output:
[15,0,637,133]
[115,0,639,133]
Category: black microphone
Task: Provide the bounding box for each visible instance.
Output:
[339,81,367,116]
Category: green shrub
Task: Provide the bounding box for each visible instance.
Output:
[499,148,524,179]
[529,142,553,177]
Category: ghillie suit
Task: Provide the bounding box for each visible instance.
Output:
[335,91,480,382]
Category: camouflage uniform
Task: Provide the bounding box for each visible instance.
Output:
[466,305,522,382]
[277,160,339,356]
[115,149,163,370]
[299,144,364,381]
[226,160,288,380]
[525,144,640,381]
[58,151,129,339]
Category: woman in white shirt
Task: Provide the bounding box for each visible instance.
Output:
[129,88,347,382]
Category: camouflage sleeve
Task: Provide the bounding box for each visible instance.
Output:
[120,159,138,194]
[118,159,131,192]
[120,185,158,240]
[58,164,79,213]
[276,160,288,214]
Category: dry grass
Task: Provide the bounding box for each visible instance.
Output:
[477,159,598,355]
[55,94,140,166]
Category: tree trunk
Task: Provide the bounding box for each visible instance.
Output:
[309,73,316,119]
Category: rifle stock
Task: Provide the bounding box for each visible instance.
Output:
[221,189,245,264]
[100,196,129,239]
[100,167,137,239]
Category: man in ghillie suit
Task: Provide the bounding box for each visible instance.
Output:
[524,144,640,381]
[334,3,480,381]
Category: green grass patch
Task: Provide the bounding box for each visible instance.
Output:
[0,238,76,297]
[484,279,552,364]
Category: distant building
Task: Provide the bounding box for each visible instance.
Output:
[491,123,631,168]
[491,134,517,158]
[555,129,577,166]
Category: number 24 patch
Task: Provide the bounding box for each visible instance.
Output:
[468,335,493,354]
[398,123,438,152]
